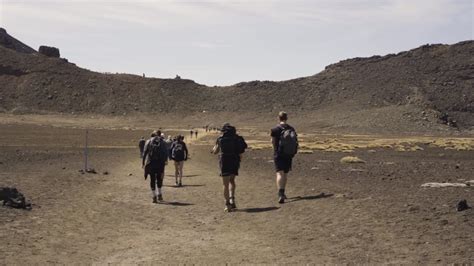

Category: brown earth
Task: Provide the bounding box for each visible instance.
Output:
[1,28,473,263]
[0,118,473,264]
[0,28,473,133]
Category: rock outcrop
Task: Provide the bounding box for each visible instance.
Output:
[39,45,60,58]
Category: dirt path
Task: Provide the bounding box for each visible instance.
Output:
[1,125,472,264]
[94,131,296,264]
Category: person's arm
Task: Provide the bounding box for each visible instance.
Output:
[211,139,220,154]
[142,141,149,167]
[184,143,189,160]
[294,128,299,153]
[169,142,174,159]
[270,128,278,151]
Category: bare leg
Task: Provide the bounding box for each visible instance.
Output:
[276,171,288,203]
[174,161,179,185]
[229,175,237,208]
[178,161,184,184]
[222,176,231,203]
[276,171,287,190]
[229,175,236,199]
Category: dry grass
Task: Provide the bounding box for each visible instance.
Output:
[244,134,474,153]
[340,156,365,163]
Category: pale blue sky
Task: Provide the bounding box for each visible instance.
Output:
[1,0,472,86]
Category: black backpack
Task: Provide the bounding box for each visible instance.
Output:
[278,126,298,157]
[236,135,247,154]
[148,137,167,162]
[171,142,185,161]
[219,135,247,156]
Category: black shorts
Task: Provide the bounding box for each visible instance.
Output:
[219,155,240,177]
[274,154,292,173]
[144,163,165,178]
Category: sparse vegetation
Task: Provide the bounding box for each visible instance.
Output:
[247,135,474,153]
[340,156,365,163]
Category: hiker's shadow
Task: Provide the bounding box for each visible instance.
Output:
[164,184,205,188]
[166,174,200,178]
[286,193,333,203]
[159,201,194,206]
[238,206,280,213]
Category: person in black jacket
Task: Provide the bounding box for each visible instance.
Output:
[142,131,168,203]
[212,123,247,212]
[170,135,188,187]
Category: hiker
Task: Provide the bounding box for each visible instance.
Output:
[142,130,168,203]
[138,136,146,158]
[271,111,298,204]
[190,130,194,139]
[164,135,173,158]
[195,130,198,138]
[170,135,188,187]
[212,123,247,212]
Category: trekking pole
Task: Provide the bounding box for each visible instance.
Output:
[84,129,89,171]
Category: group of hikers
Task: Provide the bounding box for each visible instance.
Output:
[138,111,298,212]
[139,132,189,203]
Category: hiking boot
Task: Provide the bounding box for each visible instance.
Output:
[278,195,285,204]
[224,204,233,212]
[178,182,183,187]
[278,194,287,204]
[157,194,163,201]
[229,197,237,209]
[152,196,158,204]
[278,190,287,204]
[175,181,179,187]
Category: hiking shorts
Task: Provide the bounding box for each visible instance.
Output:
[274,154,292,173]
[219,155,240,177]
[144,164,165,179]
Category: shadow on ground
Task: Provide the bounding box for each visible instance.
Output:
[287,193,334,203]
[158,201,194,206]
[165,174,200,178]
[238,206,280,213]
[163,184,205,188]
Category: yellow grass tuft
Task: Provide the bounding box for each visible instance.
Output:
[340,156,365,163]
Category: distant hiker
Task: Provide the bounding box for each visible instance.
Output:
[142,130,168,203]
[195,130,198,138]
[190,130,194,139]
[138,136,146,158]
[212,123,247,212]
[170,135,189,187]
[164,135,173,158]
[271,111,298,204]
[143,131,157,148]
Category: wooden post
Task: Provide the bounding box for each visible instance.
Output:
[84,129,89,171]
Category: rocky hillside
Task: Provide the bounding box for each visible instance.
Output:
[0,28,36,54]
[0,28,472,132]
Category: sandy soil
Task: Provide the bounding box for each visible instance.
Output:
[0,120,473,264]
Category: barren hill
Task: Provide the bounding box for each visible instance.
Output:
[0,28,36,54]
[0,28,472,133]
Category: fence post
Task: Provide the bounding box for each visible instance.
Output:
[84,129,89,171]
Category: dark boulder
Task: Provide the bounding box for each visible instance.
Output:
[39,45,60,58]
[456,199,470,212]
